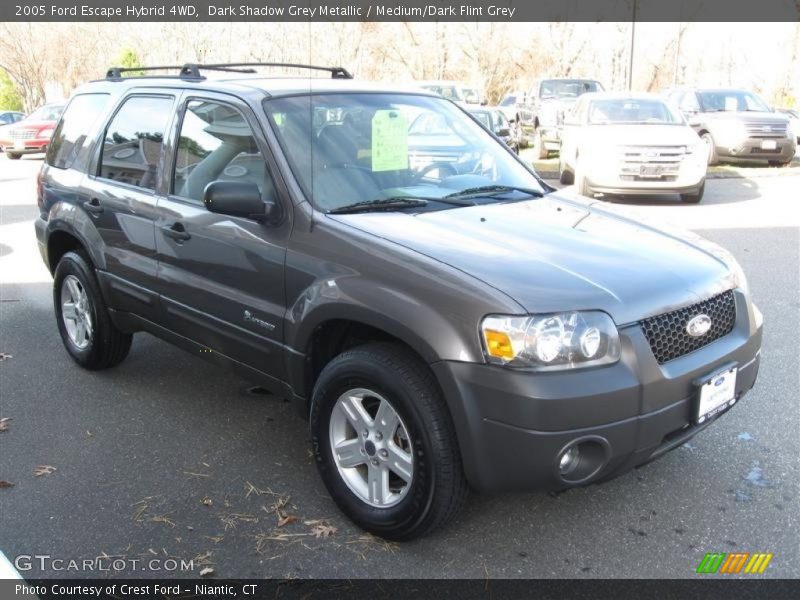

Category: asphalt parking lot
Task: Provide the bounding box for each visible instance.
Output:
[1,154,798,579]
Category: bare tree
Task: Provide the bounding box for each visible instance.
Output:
[0,24,49,111]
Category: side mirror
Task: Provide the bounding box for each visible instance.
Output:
[203,181,278,223]
[496,127,511,137]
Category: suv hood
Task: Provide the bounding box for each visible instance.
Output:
[704,111,789,125]
[584,124,698,147]
[330,195,734,325]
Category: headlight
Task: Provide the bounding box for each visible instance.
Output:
[481,311,621,370]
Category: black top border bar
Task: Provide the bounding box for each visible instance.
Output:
[104,63,353,80]
[5,0,800,22]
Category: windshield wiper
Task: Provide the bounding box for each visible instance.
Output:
[327,197,429,214]
[444,185,544,200]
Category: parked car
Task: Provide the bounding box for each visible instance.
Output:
[0,103,64,159]
[466,105,519,152]
[0,110,25,125]
[37,63,762,540]
[518,78,605,157]
[416,80,484,106]
[559,93,708,203]
[776,108,800,145]
[665,88,795,166]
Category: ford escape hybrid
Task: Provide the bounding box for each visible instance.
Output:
[36,63,763,540]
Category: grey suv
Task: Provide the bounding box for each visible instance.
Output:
[36,63,763,540]
[665,88,796,166]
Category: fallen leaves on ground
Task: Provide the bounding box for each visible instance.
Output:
[0,353,12,362]
[277,515,297,527]
[199,567,215,577]
[305,520,338,538]
[0,480,14,488]
[33,465,56,477]
[201,496,213,507]
[0,418,10,432]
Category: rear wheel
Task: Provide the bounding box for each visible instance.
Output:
[310,342,467,540]
[54,250,132,370]
[700,132,719,166]
[5,151,21,160]
[680,181,705,204]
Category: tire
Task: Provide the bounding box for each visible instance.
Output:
[680,181,705,204]
[559,155,574,185]
[574,170,591,197]
[310,342,467,541]
[53,250,133,370]
[5,152,22,160]
[700,132,719,166]
[768,159,793,168]
[531,128,548,160]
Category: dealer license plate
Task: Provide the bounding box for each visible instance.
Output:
[696,367,737,424]
[761,140,777,150]
[639,165,662,178]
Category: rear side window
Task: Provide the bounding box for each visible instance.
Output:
[47,94,110,170]
[98,96,173,191]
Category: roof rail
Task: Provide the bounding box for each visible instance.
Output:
[105,62,353,81]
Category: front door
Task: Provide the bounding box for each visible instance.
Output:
[154,92,291,384]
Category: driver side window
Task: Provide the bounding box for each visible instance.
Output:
[172,99,275,205]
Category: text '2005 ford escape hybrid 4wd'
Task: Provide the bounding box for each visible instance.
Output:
[36,63,763,540]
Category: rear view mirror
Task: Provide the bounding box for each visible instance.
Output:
[203,181,278,223]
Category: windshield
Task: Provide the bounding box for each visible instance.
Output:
[697,90,770,112]
[26,104,64,121]
[420,84,465,102]
[470,110,492,129]
[540,80,602,99]
[588,98,684,125]
[263,93,545,212]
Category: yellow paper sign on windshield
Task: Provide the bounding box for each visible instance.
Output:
[371,110,408,172]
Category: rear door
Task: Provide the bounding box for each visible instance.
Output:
[84,92,177,321]
[154,91,291,383]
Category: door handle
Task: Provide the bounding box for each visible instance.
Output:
[160,222,191,242]
[83,198,103,214]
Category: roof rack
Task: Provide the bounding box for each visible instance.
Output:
[105,62,353,81]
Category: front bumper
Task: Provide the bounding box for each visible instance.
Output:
[2,139,49,154]
[717,137,796,161]
[432,291,762,492]
[587,181,704,197]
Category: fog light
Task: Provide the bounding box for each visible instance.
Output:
[558,446,580,475]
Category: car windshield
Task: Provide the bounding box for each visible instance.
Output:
[420,84,465,102]
[470,110,492,129]
[588,98,684,125]
[540,80,602,99]
[263,93,545,212]
[697,90,770,112]
[26,104,64,121]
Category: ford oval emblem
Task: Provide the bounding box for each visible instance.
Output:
[686,314,712,337]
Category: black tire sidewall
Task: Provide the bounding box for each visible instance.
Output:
[310,351,438,538]
[53,252,103,365]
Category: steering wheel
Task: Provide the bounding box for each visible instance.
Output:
[411,162,458,184]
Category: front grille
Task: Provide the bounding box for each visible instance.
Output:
[640,290,736,364]
[11,129,36,140]
[745,121,788,139]
[618,145,685,179]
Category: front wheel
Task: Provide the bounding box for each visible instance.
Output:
[54,250,133,370]
[768,159,793,168]
[680,181,705,204]
[531,128,548,159]
[310,342,467,540]
[700,132,719,166]
[5,151,21,160]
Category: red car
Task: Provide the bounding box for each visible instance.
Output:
[0,103,64,159]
